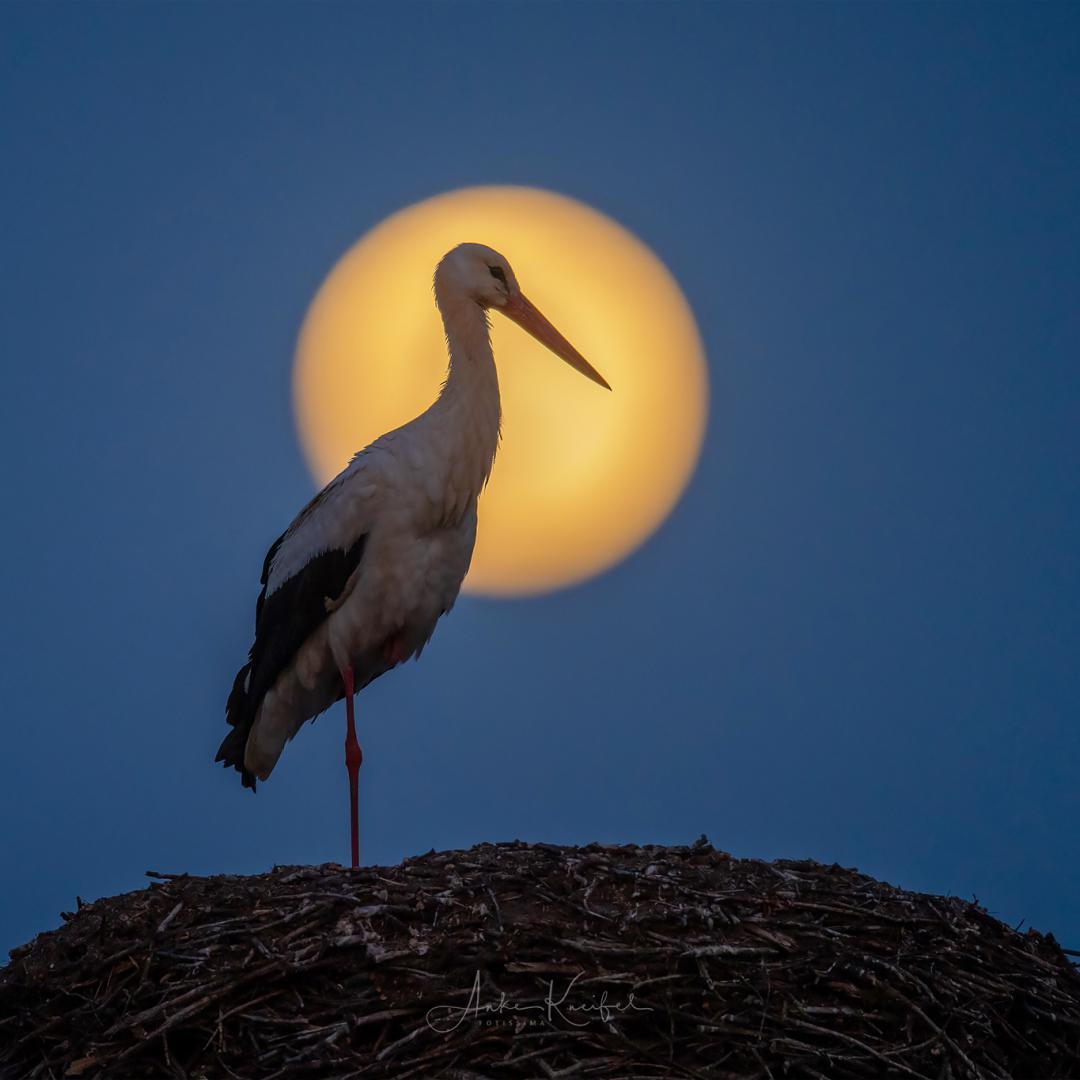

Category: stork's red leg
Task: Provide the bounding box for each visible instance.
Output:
[342,665,362,868]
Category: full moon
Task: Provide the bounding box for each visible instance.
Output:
[294,185,708,596]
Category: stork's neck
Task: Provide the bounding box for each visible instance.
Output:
[430,292,502,503]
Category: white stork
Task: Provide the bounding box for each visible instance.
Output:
[217,243,610,867]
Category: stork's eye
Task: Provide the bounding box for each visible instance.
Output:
[489,266,507,284]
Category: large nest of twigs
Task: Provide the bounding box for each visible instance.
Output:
[2,841,1079,1078]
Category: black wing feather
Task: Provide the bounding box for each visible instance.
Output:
[217,533,367,790]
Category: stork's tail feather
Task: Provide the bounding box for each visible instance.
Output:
[216,663,258,791]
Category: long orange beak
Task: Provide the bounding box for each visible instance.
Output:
[499,293,611,390]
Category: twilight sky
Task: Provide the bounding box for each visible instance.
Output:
[2,3,1078,960]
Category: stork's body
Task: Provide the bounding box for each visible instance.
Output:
[217,243,608,866]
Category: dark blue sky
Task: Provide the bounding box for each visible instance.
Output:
[2,3,1078,959]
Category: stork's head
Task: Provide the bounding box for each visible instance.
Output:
[434,242,610,390]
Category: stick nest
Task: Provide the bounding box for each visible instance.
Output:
[2,840,1078,1078]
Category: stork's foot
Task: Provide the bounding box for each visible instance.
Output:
[345,730,361,869]
[341,665,361,869]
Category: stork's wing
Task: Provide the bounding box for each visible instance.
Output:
[216,458,378,789]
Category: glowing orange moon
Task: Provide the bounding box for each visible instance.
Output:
[294,185,708,596]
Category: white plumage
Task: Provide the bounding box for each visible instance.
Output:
[217,242,609,865]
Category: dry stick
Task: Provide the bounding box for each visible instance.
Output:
[875,980,1010,1080]
[785,1018,936,1080]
